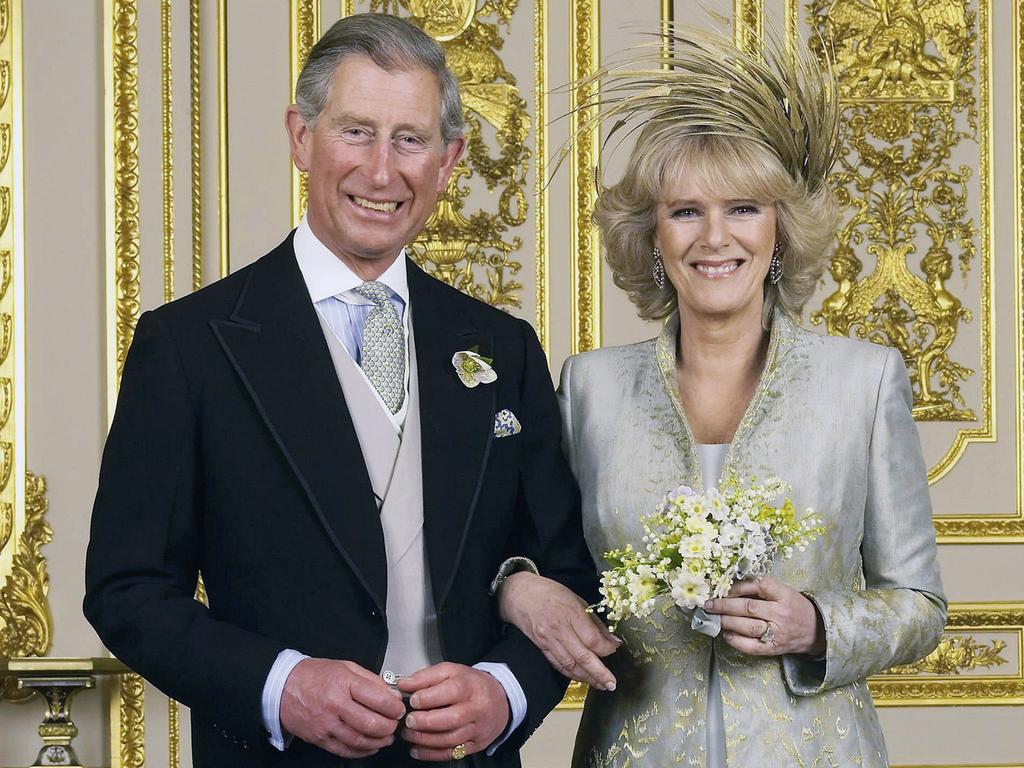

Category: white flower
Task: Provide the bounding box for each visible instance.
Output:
[627,564,659,605]
[669,571,711,609]
[717,522,744,548]
[678,534,713,559]
[451,349,497,388]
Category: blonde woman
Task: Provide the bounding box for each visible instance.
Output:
[498,29,946,767]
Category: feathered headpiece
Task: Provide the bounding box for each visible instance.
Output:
[560,20,841,193]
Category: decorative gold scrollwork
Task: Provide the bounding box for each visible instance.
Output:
[870,603,1024,705]
[1,473,53,701]
[808,0,981,423]
[883,634,1007,675]
[117,671,146,768]
[371,0,527,311]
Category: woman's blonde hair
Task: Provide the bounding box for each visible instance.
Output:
[565,24,841,325]
[595,127,838,325]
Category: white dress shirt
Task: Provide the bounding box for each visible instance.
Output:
[260,216,526,752]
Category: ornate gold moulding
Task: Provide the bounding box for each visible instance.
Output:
[0,657,129,768]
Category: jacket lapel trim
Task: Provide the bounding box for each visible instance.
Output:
[408,261,496,609]
[211,239,388,614]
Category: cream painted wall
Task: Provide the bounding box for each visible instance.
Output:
[2,1,1022,767]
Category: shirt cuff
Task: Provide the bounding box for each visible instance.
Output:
[473,662,526,755]
[262,649,309,750]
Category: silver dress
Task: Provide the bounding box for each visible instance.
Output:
[558,312,946,768]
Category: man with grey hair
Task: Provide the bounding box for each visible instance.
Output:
[85,12,613,767]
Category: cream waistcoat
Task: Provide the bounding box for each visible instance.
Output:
[316,311,442,676]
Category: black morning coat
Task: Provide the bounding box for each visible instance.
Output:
[84,233,599,767]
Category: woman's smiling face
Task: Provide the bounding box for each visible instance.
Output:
[654,175,778,323]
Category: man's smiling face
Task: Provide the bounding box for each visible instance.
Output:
[286,54,463,279]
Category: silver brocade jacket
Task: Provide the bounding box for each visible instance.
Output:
[559,312,946,768]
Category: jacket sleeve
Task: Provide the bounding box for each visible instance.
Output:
[782,346,948,695]
[479,321,599,750]
[84,311,285,745]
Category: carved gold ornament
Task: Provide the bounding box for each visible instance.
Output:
[371,0,528,311]
[1,474,53,702]
[0,0,52,703]
[809,0,984,425]
[870,603,1024,705]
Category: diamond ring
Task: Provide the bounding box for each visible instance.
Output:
[759,624,777,644]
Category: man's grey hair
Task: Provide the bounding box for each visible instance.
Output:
[295,13,465,145]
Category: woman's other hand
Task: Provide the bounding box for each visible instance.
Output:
[497,572,622,690]
[703,576,826,657]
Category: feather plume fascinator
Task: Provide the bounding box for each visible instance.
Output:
[559,20,841,194]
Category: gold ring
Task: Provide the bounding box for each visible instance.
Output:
[451,743,467,760]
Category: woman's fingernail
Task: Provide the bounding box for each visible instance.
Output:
[409,694,420,709]
[612,635,623,644]
[410,749,420,760]
[405,714,418,729]
[605,680,616,691]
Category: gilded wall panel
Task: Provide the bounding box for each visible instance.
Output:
[789,0,1023,542]
[870,603,1024,706]
[0,0,51,696]
[103,1,146,763]
[802,0,993,478]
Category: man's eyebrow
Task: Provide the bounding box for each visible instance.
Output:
[328,112,434,136]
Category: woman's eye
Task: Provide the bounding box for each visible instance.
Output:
[732,204,760,215]
[672,208,699,218]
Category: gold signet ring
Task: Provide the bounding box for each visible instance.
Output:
[451,743,467,760]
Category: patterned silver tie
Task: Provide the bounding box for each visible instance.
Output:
[353,281,405,414]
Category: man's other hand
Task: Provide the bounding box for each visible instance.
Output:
[398,662,509,761]
[498,572,621,690]
[279,658,404,759]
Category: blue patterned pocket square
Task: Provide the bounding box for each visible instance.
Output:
[493,409,522,438]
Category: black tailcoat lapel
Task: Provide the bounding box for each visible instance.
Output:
[210,239,387,614]
[408,262,496,610]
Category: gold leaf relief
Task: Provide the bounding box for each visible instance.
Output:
[408,0,475,40]
[0,442,12,492]
[0,124,9,175]
[0,501,10,552]
[371,0,527,311]
[0,473,53,679]
[0,186,9,238]
[118,671,146,767]
[808,0,981,422]
[0,60,7,111]
[0,380,10,432]
[0,313,11,366]
[0,249,10,300]
[0,0,8,49]
[882,634,1008,676]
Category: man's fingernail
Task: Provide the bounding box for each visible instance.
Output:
[410,749,420,760]
[409,694,420,709]
[605,681,616,691]
[704,600,713,610]
[612,635,623,644]
[405,714,418,729]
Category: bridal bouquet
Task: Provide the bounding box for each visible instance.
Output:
[594,475,822,632]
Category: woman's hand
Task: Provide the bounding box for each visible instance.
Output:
[498,572,622,690]
[703,576,826,657]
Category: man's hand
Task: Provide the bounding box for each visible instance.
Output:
[498,572,621,690]
[398,662,509,762]
[279,658,404,759]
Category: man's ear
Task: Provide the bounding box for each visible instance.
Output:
[285,105,312,172]
[436,136,466,191]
